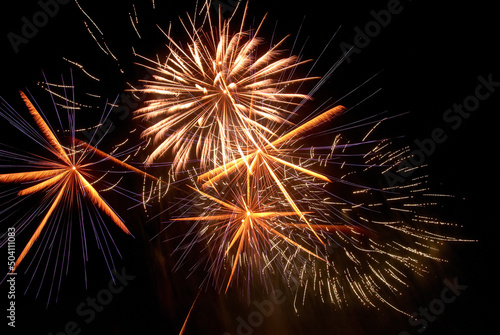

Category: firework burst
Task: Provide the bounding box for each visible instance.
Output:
[133,1,318,174]
[197,105,346,242]
[172,183,327,293]
[0,75,152,300]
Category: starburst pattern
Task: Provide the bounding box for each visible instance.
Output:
[134,1,317,173]
[0,80,152,300]
[197,105,346,242]
[173,180,338,289]
[1,91,131,271]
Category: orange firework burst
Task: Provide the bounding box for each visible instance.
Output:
[0,91,132,272]
[172,184,326,292]
[133,1,318,173]
[0,79,154,299]
[197,105,346,243]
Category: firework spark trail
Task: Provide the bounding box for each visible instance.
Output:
[279,136,475,313]
[74,138,161,183]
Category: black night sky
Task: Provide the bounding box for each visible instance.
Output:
[0,1,498,334]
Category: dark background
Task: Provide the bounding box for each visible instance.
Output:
[0,0,498,334]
